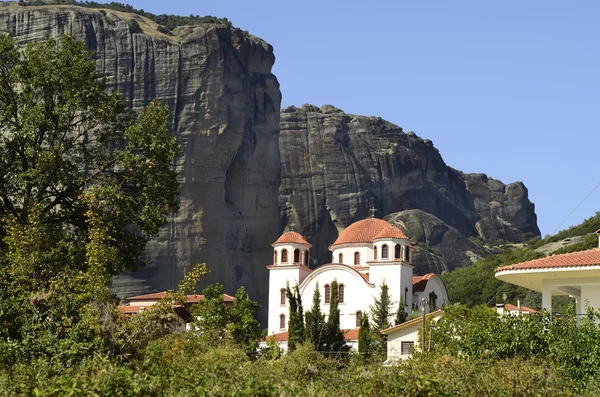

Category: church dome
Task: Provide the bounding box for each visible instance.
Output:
[272,231,312,247]
[373,225,408,240]
[330,218,392,247]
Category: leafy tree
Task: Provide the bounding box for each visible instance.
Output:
[0,34,179,363]
[228,286,262,353]
[394,296,407,325]
[325,280,345,354]
[358,313,371,359]
[192,283,230,338]
[285,283,304,351]
[304,282,327,352]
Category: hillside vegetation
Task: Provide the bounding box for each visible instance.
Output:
[442,212,600,310]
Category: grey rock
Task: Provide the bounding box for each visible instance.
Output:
[385,210,496,274]
[0,3,281,319]
[278,106,540,269]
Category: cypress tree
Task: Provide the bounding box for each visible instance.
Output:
[305,282,327,351]
[358,313,372,359]
[326,280,346,354]
[370,281,393,357]
[285,283,304,351]
[394,295,407,326]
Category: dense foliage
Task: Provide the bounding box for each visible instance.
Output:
[442,212,600,311]
[17,0,232,31]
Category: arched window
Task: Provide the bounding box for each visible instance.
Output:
[339,253,343,264]
[338,284,345,303]
[404,287,408,306]
[324,284,331,304]
[273,250,278,265]
[280,288,286,305]
[374,246,378,260]
[281,249,288,263]
[279,314,286,329]
[294,249,300,263]
[404,246,410,262]
[354,252,360,265]
[305,250,309,266]
[395,244,401,259]
[356,311,362,327]
[382,244,389,259]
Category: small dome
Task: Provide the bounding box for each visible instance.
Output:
[373,225,408,240]
[330,218,392,247]
[272,231,312,247]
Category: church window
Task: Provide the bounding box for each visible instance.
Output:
[294,249,300,264]
[273,250,277,265]
[338,284,345,303]
[429,291,438,312]
[280,289,286,305]
[305,250,310,266]
[404,287,408,306]
[324,284,331,304]
[374,246,378,260]
[355,311,362,327]
[404,246,410,262]
[338,253,343,264]
[281,249,288,263]
[279,314,286,329]
[354,252,360,265]
[382,245,389,259]
[395,244,401,259]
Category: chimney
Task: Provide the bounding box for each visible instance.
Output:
[517,299,521,312]
[139,306,145,313]
[496,303,505,316]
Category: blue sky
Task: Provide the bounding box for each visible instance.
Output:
[105,1,599,236]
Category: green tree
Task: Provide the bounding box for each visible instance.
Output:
[358,313,372,359]
[394,296,407,325]
[285,283,304,351]
[325,280,345,354]
[192,283,230,338]
[370,281,392,356]
[228,286,262,354]
[304,282,327,352]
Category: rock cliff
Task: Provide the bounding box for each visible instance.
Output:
[0,3,282,314]
[279,104,540,270]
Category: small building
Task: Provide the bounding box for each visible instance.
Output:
[494,303,541,316]
[495,231,600,319]
[119,291,235,330]
[381,310,443,362]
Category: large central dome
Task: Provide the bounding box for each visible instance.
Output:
[330,218,396,247]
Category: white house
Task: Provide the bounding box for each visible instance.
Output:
[266,217,449,346]
[381,310,443,362]
[495,231,600,319]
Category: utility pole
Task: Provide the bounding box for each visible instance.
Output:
[421,297,426,352]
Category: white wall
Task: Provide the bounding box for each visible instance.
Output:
[581,285,600,311]
[387,321,420,361]
[267,266,311,335]
[331,244,373,266]
[414,276,448,313]
[299,265,376,330]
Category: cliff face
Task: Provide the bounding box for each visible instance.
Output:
[0,4,282,312]
[279,104,539,270]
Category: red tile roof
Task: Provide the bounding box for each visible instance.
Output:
[273,232,312,246]
[412,273,437,293]
[495,304,541,315]
[331,218,393,246]
[373,225,408,240]
[495,249,600,273]
[265,329,361,342]
[126,292,235,303]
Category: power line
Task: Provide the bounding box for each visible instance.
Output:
[552,180,600,235]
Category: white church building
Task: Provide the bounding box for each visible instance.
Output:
[266,218,449,344]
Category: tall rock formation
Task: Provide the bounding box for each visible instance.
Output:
[279,104,540,272]
[0,3,282,314]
